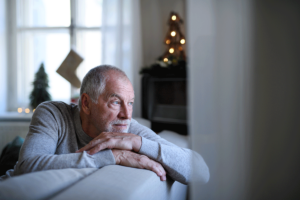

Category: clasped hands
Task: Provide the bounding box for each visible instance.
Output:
[76,132,166,181]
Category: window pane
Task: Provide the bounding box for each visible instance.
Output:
[76,0,102,27]
[76,30,102,83]
[17,0,70,27]
[18,31,71,108]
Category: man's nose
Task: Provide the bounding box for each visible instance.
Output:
[118,103,131,119]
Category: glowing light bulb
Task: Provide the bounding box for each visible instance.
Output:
[18,108,23,113]
[171,31,176,37]
[163,58,168,62]
[169,48,174,54]
[166,39,170,44]
[180,39,185,44]
[25,108,30,113]
[171,15,176,21]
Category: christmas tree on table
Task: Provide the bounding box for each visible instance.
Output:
[140,11,187,77]
[29,63,51,109]
[162,11,186,63]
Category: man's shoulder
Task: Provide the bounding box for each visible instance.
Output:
[37,101,78,112]
[33,101,78,121]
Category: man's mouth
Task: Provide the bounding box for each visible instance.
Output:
[113,124,128,128]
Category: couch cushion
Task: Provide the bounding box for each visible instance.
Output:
[0,168,97,200]
[50,165,187,200]
[159,130,189,148]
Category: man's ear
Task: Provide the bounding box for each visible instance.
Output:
[81,93,92,115]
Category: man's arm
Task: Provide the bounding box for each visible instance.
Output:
[15,103,166,180]
[132,120,210,185]
[76,119,210,185]
[14,103,115,176]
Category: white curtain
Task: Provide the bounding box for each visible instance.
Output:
[187,0,252,199]
[102,0,143,118]
[0,0,7,113]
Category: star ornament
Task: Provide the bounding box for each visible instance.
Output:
[56,49,84,88]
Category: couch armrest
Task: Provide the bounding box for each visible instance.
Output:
[0,168,97,200]
[51,165,187,200]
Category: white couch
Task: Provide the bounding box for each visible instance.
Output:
[0,118,189,200]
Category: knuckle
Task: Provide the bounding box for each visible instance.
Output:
[138,155,148,162]
[89,140,98,146]
[89,141,94,146]
[151,166,157,172]
[137,155,148,166]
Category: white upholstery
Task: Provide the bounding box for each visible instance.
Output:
[51,165,187,200]
[0,168,97,200]
[51,165,170,200]
[134,117,151,128]
[0,118,188,200]
[0,166,187,200]
[159,130,189,148]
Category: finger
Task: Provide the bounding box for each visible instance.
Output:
[76,139,105,153]
[153,163,166,181]
[87,142,111,155]
[76,145,93,153]
[160,176,166,181]
[76,133,126,153]
[148,163,164,178]
[76,141,96,153]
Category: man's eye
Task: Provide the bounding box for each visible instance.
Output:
[113,101,120,105]
[129,102,134,106]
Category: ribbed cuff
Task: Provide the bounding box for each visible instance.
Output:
[93,149,116,168]
[138,137,160,160]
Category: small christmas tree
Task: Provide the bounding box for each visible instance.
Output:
[29,63,51,109]
[162,11,186,63]
[140,11,187,77]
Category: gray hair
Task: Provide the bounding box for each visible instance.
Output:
[78,65,128,109]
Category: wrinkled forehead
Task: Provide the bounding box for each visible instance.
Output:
[103,71,134,99]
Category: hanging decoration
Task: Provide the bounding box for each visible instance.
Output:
[56,49,83,88]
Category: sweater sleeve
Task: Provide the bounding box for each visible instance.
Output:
[14,103,115,176]
[130,119,209,185]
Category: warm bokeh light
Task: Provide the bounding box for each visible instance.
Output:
[166,39,170,44]
[178,46,183,51]
[163,58,168,62]
[33,109,36,112]
[171,31,176,37]
[169,48,174,54]
[25,108,30,113]
[18,108,23,113]
[180,39,185,44]
[172,15,176,21]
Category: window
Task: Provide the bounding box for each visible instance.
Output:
[7,0,103,111]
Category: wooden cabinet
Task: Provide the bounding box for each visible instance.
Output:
[141,75,187,135]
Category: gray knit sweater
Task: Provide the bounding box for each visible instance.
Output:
[5,101,209,184]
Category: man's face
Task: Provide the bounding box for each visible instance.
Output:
[90,72,134,134]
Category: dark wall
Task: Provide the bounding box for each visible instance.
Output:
[249,1,300,199]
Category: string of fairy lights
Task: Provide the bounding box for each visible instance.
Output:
[162,11,186,63]
[17,108,35,114]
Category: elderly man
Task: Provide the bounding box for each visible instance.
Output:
[4,65,209,184]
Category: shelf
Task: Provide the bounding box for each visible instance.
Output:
[150,77,186,82]
[151,117,187,124]
[0,112,33,122]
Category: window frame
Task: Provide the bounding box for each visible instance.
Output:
[6,0,102,112]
